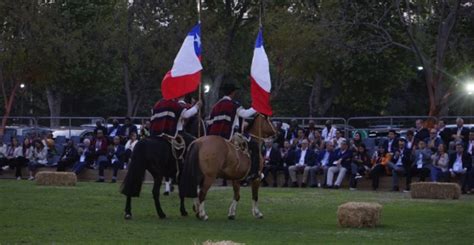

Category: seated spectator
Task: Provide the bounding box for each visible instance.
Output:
[311,130,323,151]
[97,136,125,183]
[406,140,432,191]
[0,138,8,173]
[124,132,138,167]
[383,129,398,153]
[414,119,430,145]
[436,120,451,147]
[56,139,79,172]
[369,146,392,191]
[43,133,56,156]
[262,138,288,187]
[321,120,337,143]
[333,130,346,150]
[290,128,305,149]
[2,138,23,179]
[451,117,470,145]
[306,120,317,141]
[286,119,301,141]
[326,140,352,189]
[91,129,108,168]
[28,140,48,180]
[430,144,449,182]
[273,121,286,148]
[405,130,416,150]
[289,139,316,187]
[349,143,371,190]
[71,138,94,175]
[140,120,151,139]
[349,132,363,151]
[279,140,294,187]
[108,119,121,139]
[12,138,33,180]
[388,139,412,192]
[94,121,108,136]
[118,117,138,141]
[449,142,471,194]
[310,141,336,188]
[425,128,443,153]
[466,130,473,156]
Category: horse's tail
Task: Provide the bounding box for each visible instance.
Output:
[121,140,148,197]
[179,140,202,198]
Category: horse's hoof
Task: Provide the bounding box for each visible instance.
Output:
[158,214,167,219]
[228,215,235,220]
[201,215,209,221]
[124,214,132,220]
[163,191,169,196]
[181,211,188,217]
[255,213,263,219]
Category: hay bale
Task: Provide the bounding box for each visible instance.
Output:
[337,202,382,228]
[410,182,461,200]
[36,171,77,186]
[202,241,243,245]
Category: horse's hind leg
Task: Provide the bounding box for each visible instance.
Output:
[251,179,263,219]
[124,196,132,220]
[228,180,241,220]
[180,195,188,216]
[152,177,166,219]
[195,177,214,221]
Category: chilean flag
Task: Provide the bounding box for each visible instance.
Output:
[161,24,202,100]
[250,28,272,116]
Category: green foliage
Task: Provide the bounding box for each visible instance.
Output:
[0,0,472,117]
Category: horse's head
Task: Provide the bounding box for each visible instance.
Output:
[247,113,277,139]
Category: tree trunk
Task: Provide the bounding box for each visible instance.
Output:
[206,74,224,115]
[0,81,20,136]
[46,87,62,128]
[308,74,323,117]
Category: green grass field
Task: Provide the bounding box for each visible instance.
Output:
[1,180,473,244]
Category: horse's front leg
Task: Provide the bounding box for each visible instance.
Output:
[251,178,263,219]
[124,196,132,220]
[228,180,241,220]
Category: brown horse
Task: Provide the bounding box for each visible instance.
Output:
[179,113,276,220]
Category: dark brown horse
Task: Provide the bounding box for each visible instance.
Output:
[179,113,276,220]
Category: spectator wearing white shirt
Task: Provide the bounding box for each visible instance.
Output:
[27,140,48,180]
[321,120,337,143]
[406,140,432,190]
[289,139,316,187]
[124,132,139,167]
[333,130,346,150]
[449,143,471,194]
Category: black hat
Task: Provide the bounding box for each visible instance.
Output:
[221,83,240,95]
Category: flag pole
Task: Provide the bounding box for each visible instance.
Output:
[257,0,264,180]
[197,0,202,138]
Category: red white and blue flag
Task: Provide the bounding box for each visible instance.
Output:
[161,24,202,100]
[250,28,272,116]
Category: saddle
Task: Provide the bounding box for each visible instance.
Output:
[229,133,250,158]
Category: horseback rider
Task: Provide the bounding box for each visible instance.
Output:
[150,96,202,140]
[151,95,202,194]
[207,83,261,181]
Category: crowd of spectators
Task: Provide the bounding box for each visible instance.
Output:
[261,118,474,194]
[0,117,151,183]
[1,116,473,193]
